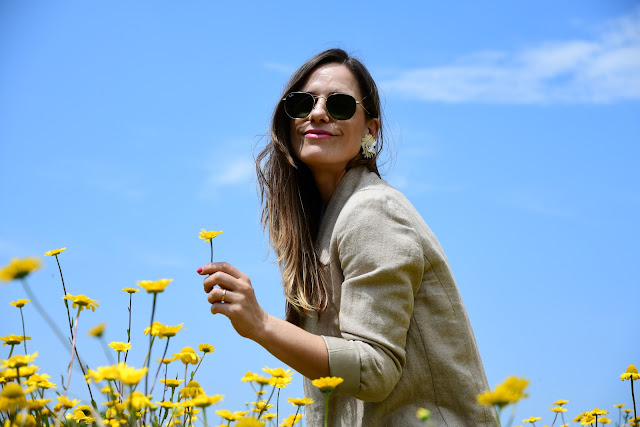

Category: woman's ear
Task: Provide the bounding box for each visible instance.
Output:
[366,117,381,140]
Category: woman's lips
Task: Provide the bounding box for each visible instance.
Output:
[305,130,334,139]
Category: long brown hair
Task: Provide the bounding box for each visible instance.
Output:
[255,49,384,324]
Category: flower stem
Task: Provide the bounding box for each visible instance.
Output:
[19,307,28,354]
[145,293,158,396]
[631,379,637,426]
[324,391,330,427]
[150,337,171,395]
[63,307,81,396]
[8,344,15,358]
[55,254,73,332]
[210,240,213,264]
[125,292,133,364]
[192,353,206,378]
[20,278,68,349]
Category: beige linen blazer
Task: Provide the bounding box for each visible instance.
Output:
[301,166,497,426]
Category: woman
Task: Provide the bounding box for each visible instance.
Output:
[198,49,496,426]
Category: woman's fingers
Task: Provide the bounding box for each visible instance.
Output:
[198,262,245,279]
[207,287,230,305]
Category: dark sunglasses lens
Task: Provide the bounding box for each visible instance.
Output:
[327,94,357,120]
[284,92,314,119]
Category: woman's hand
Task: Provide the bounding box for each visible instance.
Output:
[198,262,269,341]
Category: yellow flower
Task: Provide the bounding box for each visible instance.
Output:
[552,399,569,406]
[1,334,31,346]
[280,413,303,426]
[26,373,56,389]
[199,229,224,242]
[199,343,215,353]
[9,299,31,308]
[124,391,156,411]
[180,380,205,398]
[85,365,120,383]
[311,376,344,392]
[417,407,431,421]
[263,366,293,378]
[173,347,199,365]
[26,398,51,411]
[109,342,131,352]
[550,407,567,412]
[63,293,99,312]
[621,364,640,381]
[613,403,624,408]
[241,371,258,382]
[2,351,38,368]
[523,416,542,423]
[0,382,27,412]
[477,376,530,409]
[269,376,292,388]
[122,287,139,293]
[157,356,177,364]
[44,247,66,256]
[160,378,183,388]
[118,364,148,386]
[88,322,107,337]
[11,413,37,427]
[287,397,314,406]
[156,400,177,409]
[137,278,173,293]
[1,365,39,380]
[191,394,223,408]
[236,417,265,427]
[157,323,184,338]
[599,417,612,424]
[590,408,609,416]
[251,401,273,412]
[216,409,240,421]
[0,257,42,282]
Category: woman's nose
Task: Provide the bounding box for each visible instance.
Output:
[308,97,330,122]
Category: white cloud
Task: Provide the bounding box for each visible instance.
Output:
[381,8,640,104]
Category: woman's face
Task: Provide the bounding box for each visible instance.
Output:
[289,63,379,179]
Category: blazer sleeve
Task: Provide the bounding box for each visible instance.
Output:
[324,189,425,402]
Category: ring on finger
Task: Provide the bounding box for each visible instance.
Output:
[221,289,227,303]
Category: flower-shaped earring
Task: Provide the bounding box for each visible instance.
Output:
[361,134,376,158]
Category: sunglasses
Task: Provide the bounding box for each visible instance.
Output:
[282,91,370,120]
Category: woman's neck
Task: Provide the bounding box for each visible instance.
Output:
[310,168,347,206]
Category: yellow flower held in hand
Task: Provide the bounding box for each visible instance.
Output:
[108,342,131,352]
[621,364,640,381]
[44,247,66,256]
[88,322,106,337]
[311,376,344,392]
[63,294,99,312]
[137,278,173,293]
[10,299,31,308]
[1,334,31,346]
[199,229,223,242]
[0,257,42,282]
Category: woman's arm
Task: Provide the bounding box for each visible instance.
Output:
[198,262,329,380]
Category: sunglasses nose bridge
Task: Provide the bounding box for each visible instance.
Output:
[308,95,330,120]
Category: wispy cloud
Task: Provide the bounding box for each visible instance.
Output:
[199,152,255,199]
[381,8,640,104]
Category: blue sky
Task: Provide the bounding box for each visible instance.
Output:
[1,1,639,424]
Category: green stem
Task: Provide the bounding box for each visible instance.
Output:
[324,391,330,427]
[631,379,637,427]
[145,293,158,396]
[63,307,82,396]
[55,254,74,332]
[150,337,171,395]
[210,240,213,264]
[192,353,206,379]
[8,344,15,358]
[125,292,133,364]
[19,307,28,354]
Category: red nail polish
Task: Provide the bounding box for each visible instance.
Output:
[197,267,203,274]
